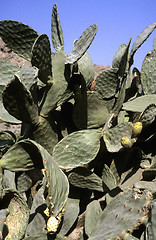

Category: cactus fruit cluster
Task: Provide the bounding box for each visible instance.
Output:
[0,3,156,240]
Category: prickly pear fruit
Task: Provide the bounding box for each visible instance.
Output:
[121,136,133,148]
[46,207,65,234]
[132,122,143,137]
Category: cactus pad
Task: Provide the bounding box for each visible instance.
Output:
[40,142,69,217]
[103,122,133,152]
[141,49,156,94]
[112,38,131,77]
[122,95,156,113]
[0,20,38,61]
[25,187,47,236]
[40,49,68,116]
[95,68,119,99]
[0,189,29,240]
[16,64,38,90]
[65,24,98,64]
[51,3,64,51]
[0,139,43,171]
[0,102,21,124]
[88,188,152,240]
[140,104,156,127]
[68,167,104,192]
[85,200,102,237]
[73,91,109,129]
[53,128,102,169]
[77,51,94,88]
[2,75,39,125]
[0,60,19,99]
[32,115,59,155]
[31,34,52,83]
[59,198,79,236]
[129,21,156,66]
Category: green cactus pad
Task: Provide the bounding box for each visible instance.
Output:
[85,200,102,237]
[73,91,109,129]
[103,97,116,112]
[103,122,133,152]
[1,138,69,218]
[0,102,21,124]
[2,75,39,125]
[87,91,110,128]
[72,73,87,129]
[0,139,43,171]
[40,143,69,217]
[59,198,80,236]
[102,164,117,190]
[77,51,95,88]
[112,76,127,115]
[65,24,98,64]
[0,20,38,61]
[2,170,16,190]
[141,49,156,94]
[0,59,19,100]
[53,128,102,169]
[51,3,64,51]
[140,104,156,127]
[16,172,33,192]
[95,68,119,99]
[112,38,131,76]
[16,64,38,90]
[31,34,52,83]
[0,189,29,240]
[122,95,156,112]
[40,49,68,116]
[32,116,59,155]
[129,21,156,66]
[25,186,47,236]
[68,167,104,192]
[119,168,143,189]
[88,188,152,240]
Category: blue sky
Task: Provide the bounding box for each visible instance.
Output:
[1,0,156,71]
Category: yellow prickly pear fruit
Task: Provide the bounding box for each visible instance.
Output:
[121,136,132,148]
[132,122,143,137]
[47,216,60,233]
[46,206,65,234]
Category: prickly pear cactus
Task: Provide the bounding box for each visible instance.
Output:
[0,3,155,240]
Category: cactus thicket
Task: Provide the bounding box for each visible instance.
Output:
[0,3,156,240]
